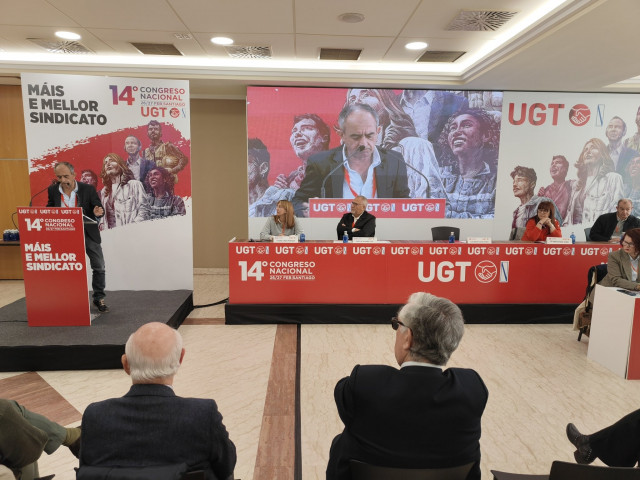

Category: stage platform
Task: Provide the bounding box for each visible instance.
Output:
[0,290,193,372]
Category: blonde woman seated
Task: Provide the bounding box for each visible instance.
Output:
[259,200,303,240]
[521,200,562,241]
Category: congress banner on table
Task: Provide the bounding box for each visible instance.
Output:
[21,73,192,290]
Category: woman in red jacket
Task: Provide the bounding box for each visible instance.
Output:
[521,200,562,241]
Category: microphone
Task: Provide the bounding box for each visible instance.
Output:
[320,145,365,198]
[402,160,431,198]
[29,179,58,206]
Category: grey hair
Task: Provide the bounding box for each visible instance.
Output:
[355,195,368,207]
[125,135,142,149]
[398,292,464,365]
[337,103,379,131]
[124,326,183,383]
[54,162,75,174]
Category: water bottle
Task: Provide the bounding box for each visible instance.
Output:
[448,231,455,243]
[570,232,576,244]
[299,233,305,243]
[343,231,349,243]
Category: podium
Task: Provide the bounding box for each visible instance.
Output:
[16,206,91,326]
[588,285,640,379]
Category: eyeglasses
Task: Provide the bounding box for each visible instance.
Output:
[623,241,634,247]
[351,202,363,206]
[391,317,411,331]
[537,208,550,212]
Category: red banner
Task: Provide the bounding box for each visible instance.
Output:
[17,207,90,326]
[229,241,618,305]
[308,199,446,218]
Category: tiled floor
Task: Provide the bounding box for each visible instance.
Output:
[3,273,640,479]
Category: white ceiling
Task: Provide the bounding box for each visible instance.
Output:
[0,0,638,97]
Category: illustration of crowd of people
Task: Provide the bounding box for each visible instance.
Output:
[509,108,640,238]
[77,120,189,230]
[248,89,503,219]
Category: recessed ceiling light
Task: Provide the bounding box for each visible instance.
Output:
[55,31,81,40]
[338,13,365,23]
[211,37,233,46]
[405,42,428,50]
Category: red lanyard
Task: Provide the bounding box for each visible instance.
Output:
[343,167,377,198]
[60,193,75,207]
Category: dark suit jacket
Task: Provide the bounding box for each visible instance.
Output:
[336,211,376,240]
[46,181,103,244]
[589,212,640,241]
[80,384,236,480]
[292,146,410,216]
[326,364,488,480]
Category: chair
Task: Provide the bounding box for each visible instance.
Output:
[350,460,473,480]
[584,227,591,241]
[577,263,608,341]
[75,464,201,480]
[431,226,460,241]
[492,459,640,480]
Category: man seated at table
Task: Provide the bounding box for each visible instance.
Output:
[326,292,488,480]
[79,322,236,480]
[589,198,640,242]
[337,195,375,240]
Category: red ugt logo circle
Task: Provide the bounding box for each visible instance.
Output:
[569,104,590,126]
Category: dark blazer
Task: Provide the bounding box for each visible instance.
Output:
[326,364,488,480]
[80,384,236,480]
[292,146,410,216]
[589,212,640,241]
[46,181,103,244]
[336,211,376,240]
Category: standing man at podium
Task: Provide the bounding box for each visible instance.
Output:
[47,161,109,313]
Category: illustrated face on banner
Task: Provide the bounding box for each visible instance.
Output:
[248,152,268,190]
[80,170,98,188]
[339,109,381,159]
[512,175,533,200]
[447,113,488,156]
[290,118,326,160]
[347,89,381,114]
[124,136,142,156]
[629,157,640,177]
[103,155,122,177]
[147,168,163,189]
[549,157,569,181]
[148,122,162,142]
[54,163,76,189]
[582,141,602,168]
[606,117,626,143]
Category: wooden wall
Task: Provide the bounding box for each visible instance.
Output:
[0,85,248,269]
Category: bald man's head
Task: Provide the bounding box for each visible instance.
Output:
[122,322,184,384]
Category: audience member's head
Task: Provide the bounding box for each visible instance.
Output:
[622,228,640,254]
[393,292,464,366]
[535,200,556,223]
[122,322,185,385]
[616,198,633,221]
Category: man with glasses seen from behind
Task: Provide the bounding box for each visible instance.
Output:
[336,195,375,240]
[326,292,488,480]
